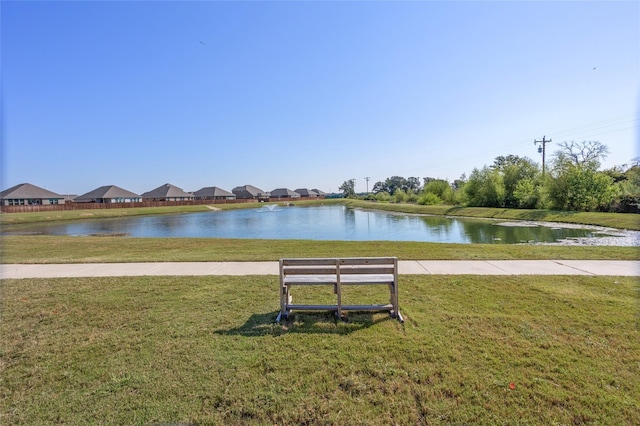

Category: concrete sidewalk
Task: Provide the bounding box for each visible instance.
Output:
[1,260,638,279]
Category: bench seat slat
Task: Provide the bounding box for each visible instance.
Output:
[336,267,396,275]
[287,304,339,311]
[282,267,338,275]
[338,258,396,266]
[284,274,394,284]
[281,257,396,266]
[341,304,394,311]
[282,267,395,275]
[281,259,339,266]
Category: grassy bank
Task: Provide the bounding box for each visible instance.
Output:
[1,199,638,230]
[0,204,240,225]
[1,275,637,424]
[342,200,640,231]
[1,235,638,263]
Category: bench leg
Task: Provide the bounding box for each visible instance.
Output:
[388,283,403,323]
[278,284,292,323]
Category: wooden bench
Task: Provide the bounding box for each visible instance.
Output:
[276,257,403,323]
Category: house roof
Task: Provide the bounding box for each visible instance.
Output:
[142,183,192,199]
[311,189,326,195]
[193,186,235,197]
[270,188,301,197]
[75,185,141,201]
[232,185,267,196]
[294,188,318,197]
[0,183,64,199]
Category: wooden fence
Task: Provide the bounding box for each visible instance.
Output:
[0,197,323,213]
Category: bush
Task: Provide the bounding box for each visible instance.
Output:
[464,167,505,207]
[418,193,442,205]
[375,192,392,203]
[513,177,540,209]
[393,189,408,203]
[423,180,454,203]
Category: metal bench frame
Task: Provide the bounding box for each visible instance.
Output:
[276,257,403,323]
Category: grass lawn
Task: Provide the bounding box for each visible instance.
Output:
[2,235,638,263]
[1,275,638,424]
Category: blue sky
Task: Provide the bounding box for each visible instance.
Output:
[2,1,638,195]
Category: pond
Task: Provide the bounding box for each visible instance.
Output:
[3,205,638,245]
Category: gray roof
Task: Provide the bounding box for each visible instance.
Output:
[232,185,268,197]
[270,188,301,197]
[0,183,64,199]
[75,185,141,201]
[311,189,326,195]
[142,183,192,199]
[294,188,318,197]
[193,186,235,198]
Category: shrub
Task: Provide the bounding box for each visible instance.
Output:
[393,189,408,203]
[418,192,442,205]
[375,192,392,203]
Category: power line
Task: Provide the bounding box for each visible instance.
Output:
[548,113,639,139]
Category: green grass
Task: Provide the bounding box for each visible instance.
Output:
[0,204,242,225]
[2,235,638,263]
[1,275,638,424]
[342,200,640,231]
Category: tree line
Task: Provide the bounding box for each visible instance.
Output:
[339,141,639,213]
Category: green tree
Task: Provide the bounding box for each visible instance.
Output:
[544,141,618,211]
[339,179,356,198]
[608,163,640,212]
[371,176,422,194]
[375,191,392,202]
[452,174,466,190]
[406,177,421,192]
[513,177,540,209]
[423,179,454,204]
[393,189,408,203]
[418,192,442,205]
[464,167,505,207]
[491,155,540,208]
[545,161,618,211]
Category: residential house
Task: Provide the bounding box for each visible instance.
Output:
[270,188,301,199]
[0,183,65,206]
[74,185,142,203]
[142,183,193,201]
[232,185,270,200]
[294,188,319,197]
[193,186,236,200]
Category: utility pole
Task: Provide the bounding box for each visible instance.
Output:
[534,135,552,175]
[364,177,370,194]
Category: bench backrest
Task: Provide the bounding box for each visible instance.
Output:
[280,257,397,276]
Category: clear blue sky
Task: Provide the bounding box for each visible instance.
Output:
[2,1,638,195]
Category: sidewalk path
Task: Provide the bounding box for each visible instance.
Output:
[1,260,638,279]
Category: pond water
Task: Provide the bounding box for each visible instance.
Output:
[4,205,638,245]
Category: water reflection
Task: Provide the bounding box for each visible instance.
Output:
[2,205,631,245]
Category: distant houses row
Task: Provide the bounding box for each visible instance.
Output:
[0,183,326,206]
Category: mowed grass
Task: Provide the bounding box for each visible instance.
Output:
[1,275,638,425]
[2,235,638,263]
[341,200,640,231]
